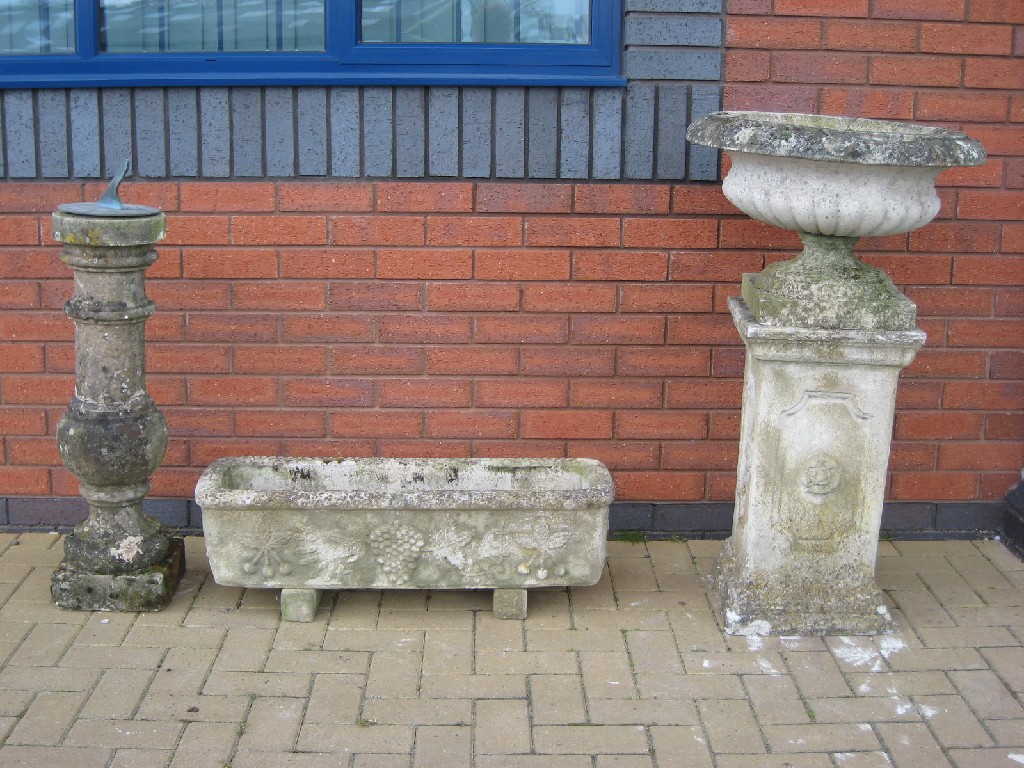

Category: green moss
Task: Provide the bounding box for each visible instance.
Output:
[612,529,647,544]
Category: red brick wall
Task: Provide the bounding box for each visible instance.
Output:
[0,0,1021,510]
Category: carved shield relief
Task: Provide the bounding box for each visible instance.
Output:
[775,391,871,550]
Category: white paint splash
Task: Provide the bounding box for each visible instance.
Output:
[1007,754,1024,765]
[893,700,914,716]
[832,636,883,671]
[109,535,144,562]
[878,635,907,659]
[744,635,765,651]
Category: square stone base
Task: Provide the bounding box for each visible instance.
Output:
[52,538,185,612]
[715,540,892,636]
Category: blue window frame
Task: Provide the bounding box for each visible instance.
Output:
[0,0,623,88]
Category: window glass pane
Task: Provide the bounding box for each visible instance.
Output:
[361,0,590,44]
[0,0,75,55]
[99,0,325,53]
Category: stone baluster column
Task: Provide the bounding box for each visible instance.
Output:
[51,167,184,611]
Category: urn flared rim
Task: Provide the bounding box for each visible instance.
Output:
[687,111,986,168]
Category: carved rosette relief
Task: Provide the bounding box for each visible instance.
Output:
[777,391,869,548]
[802,455,842,496]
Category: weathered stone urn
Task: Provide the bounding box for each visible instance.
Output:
[51,165,184,611]
[687,112,985,635]
[196,457,613,621]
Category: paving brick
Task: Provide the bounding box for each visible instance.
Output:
[595,757,655,768]
[566,574,618,612]
[761,723,881,754]
[8,624,79,667]
[0,688,32,717]
[231,752,360,768]
[533,725,649,754]
[805,696,918,724]
[476,757,590,768]
[914,694,992,748]
[353,756,413,768]
[475,615,525,652]
[527,629,625,653]
[476,651,577,676]
[0,746,112,768]
[362,699,472,726]
[666,610,731,654]
[915,626,1020,649]
[0,666,101,692]
[147,648,217,697]
[949,670,1024,719]
[109,747,175,767]
[74,613,137,647]
[324,629,423,653]
[580,652,639,699]
[58,645,166,670]
[376,611,474,631]
[422,630,473,676]
[875,722,953,768]
[625,631,683,674]
[783,652,852,698]
[743,674,811,726]
[237,696,305,751]
[476,699,532,754]
[883,648,987,672]
[636,672,745,700]
[81,669,156,719]
[264,649,369,674]
[980,647,1024,693]
[366,651,424,699]
[202,671,313,698]
[136,692,249,724]
[714,757,833,768]
[699,699,766,754]
[683,651,785,676]
[650,726,714,768]
[295,722,415,753]
[63,719,184,750]
[413,725,472,768]
[420,674,526,700]
[6,690,87,745]
[888,590,956,628]
[169,722,240,768]
[530,675,587,725]
[607,557,659,593]
[847,672,956,697]
[588,698,698,726]
[984,719,1024,747]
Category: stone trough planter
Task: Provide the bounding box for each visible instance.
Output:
[195,457,614,621]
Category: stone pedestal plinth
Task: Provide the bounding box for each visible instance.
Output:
[718,298,925,635]
[51,195,184,612]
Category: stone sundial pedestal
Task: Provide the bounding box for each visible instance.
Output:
[51,163,184,611]
[687,112,985,635]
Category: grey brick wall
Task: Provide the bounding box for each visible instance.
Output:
[0,497,1003,540]
[0,3,723,182]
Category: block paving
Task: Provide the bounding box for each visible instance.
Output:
[0,533,1022,767]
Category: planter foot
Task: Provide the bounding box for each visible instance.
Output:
[281,588,322,622]
[493,588,527,619]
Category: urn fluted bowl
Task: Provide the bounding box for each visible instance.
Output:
[686,111,986,238]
